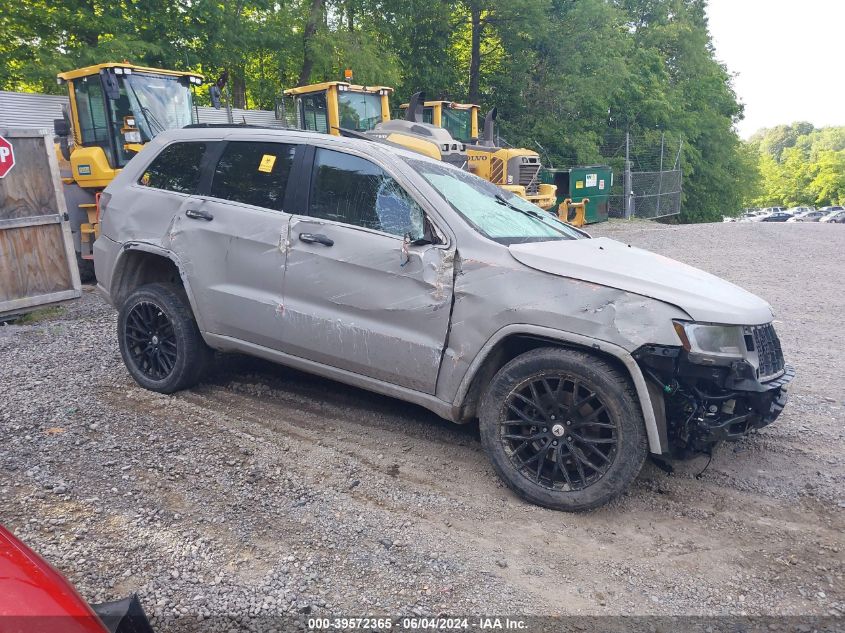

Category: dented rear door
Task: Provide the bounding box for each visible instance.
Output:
[168,140,300,348]
[280,147,454,393]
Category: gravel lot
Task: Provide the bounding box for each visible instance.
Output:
[1,221,843,627]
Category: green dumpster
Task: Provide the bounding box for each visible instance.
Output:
[541,166,613,224]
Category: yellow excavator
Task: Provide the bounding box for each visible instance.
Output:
[53,62,203,280]
[401,100,556,210]
[283,79,468,167]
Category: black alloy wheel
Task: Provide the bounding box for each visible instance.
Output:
[501,375,617,491]
[479,348,648,511]
[124,301,178,380]
[118,283,212,393]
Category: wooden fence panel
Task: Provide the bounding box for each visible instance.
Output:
[0,127,81,318]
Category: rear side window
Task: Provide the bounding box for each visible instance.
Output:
[308,148,424,238]
[210,142,296,211]
[139,142,206,194]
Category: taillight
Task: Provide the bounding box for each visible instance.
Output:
[97,191,111,222]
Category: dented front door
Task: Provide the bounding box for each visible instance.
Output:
[282,216,455,393]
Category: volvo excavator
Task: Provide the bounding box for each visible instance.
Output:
[400,100,556,210]
[53,62,203,280]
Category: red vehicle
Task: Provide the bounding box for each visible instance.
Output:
[0,524,153,633]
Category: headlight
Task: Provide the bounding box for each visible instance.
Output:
[673,321,745,363]
[124,130,142,144]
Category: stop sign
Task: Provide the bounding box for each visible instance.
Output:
[0,135,14,178]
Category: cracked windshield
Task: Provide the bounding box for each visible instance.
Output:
[410,159,583,244]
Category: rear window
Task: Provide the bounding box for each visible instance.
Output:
[210,141,297,211]
[139,142,206,194]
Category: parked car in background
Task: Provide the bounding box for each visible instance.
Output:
[93,127,793,511]
[819,207,845,223]
[785,206,814,217]
[761,211,792,222]
[787,209,827,222]
[0,524,153,633]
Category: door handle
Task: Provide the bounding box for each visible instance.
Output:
[185,208,214,221]
[299,232,334,247]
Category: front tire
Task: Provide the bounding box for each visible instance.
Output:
[479,348,648,511]
[118,283,212,393]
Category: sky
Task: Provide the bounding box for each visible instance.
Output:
[706,0,845,138]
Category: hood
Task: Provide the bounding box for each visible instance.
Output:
[508,237,774,325]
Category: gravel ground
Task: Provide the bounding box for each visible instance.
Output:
[1,221,843,628]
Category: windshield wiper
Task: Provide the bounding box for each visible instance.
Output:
[494,192,574,238]
[495,193,544,219]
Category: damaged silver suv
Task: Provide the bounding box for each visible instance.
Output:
[94,128,793,511]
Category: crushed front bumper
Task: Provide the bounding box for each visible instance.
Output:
[634,344,795,456]
[692,365,794,445]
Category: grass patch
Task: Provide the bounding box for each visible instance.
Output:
[14,305,67,324]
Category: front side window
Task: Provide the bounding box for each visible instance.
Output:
[138,142,206,194]
[337,92,383,131]
[210,142,296,210]
[408,158,583,244]
[299,92,329,133]
[309,149,424,238]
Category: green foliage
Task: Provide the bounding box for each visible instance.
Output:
[0,0,755,222]
[748,124,845,208]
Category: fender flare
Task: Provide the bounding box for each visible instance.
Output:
[452,324,665,454]
[110,242,209,334]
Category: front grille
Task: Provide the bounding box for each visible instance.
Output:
[749,324,785,380]
[519,161,541,194]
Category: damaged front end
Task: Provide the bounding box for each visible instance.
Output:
[634,322,794,458]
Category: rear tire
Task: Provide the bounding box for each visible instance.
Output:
[118,283,212,393]
[479,347,648,511]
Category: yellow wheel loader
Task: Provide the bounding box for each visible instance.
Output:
[283,80,468,167]
[53,62,203,281]
[400,100,557,210]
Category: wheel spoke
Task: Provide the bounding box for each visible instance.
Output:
[502,432,545,442]
[569,443,603,473]
[528,383,548,417]
[566,441,587,484]
[506,403,542,425]
[554,445,574,489]
[535,443,550,482]
[522,439,551,466]
[570,432,615,445]
[576,438,612,464]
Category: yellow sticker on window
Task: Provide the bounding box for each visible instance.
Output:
[575,181,584,189]
[258,154,276,173]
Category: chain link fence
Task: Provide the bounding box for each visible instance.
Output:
[607,167,682,219]
[547,131,683,219]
